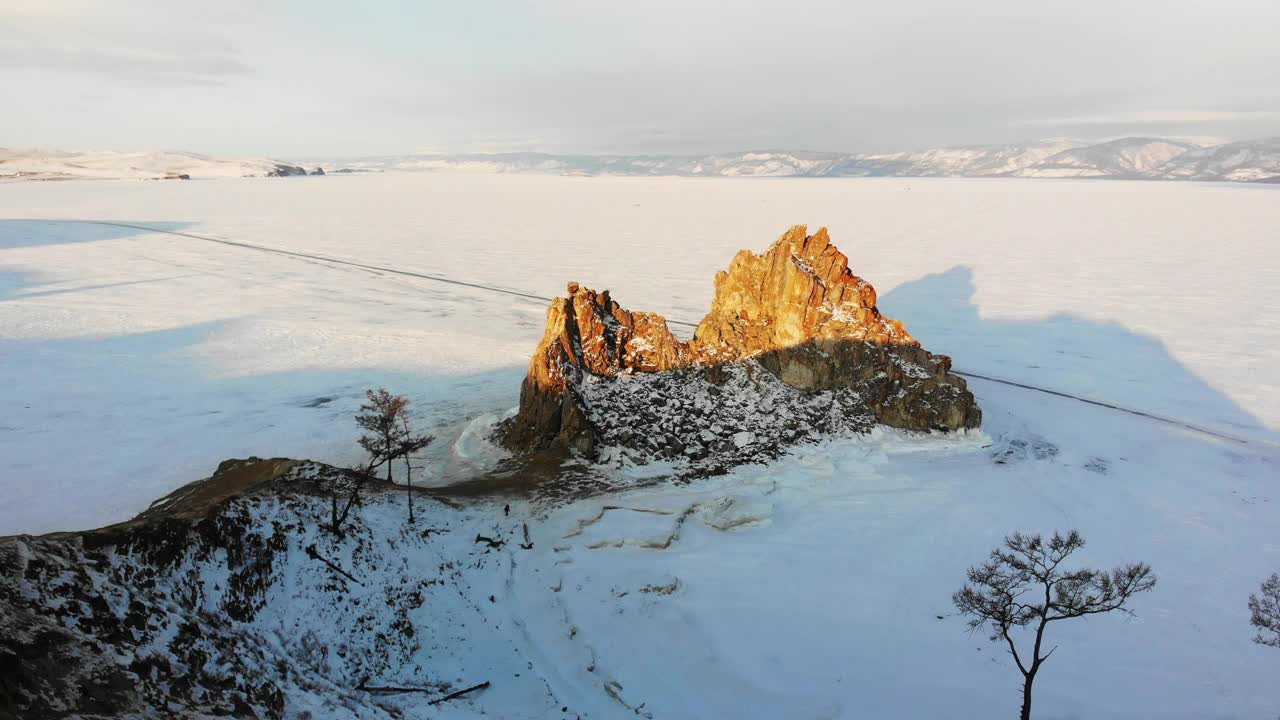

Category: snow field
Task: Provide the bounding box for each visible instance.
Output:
[1,172,1278,716]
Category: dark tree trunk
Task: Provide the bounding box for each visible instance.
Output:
[1018,596,1050,720]
[1020,670,1036,720]
[406,457,415,524]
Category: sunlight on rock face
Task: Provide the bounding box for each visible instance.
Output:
[499,225,980,466]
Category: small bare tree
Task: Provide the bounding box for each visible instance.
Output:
[330,461,372,537]
[953,530,1156,720]
[1249,573,1280,648]
[356,388,411,484]
[329,389,426,535]
[397,415,434,524]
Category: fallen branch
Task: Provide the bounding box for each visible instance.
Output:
[305,544,365,587]
[429,681,491,705]
[475,534,505,549]
[358,682,434,694]
[357,680,491,705]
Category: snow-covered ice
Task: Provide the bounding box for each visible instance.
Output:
[1,173,1279,716]
[2,174,1276,535]
[2,174,1277,523]
[515,410,1277,719]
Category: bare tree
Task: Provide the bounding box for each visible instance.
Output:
[329,454,378,537]
[1249,573,1280,648]
[397,415,434,524]
[329,389,424,535]
[356,388,411,484]
[953,530,1156,720]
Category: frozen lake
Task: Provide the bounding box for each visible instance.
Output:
[3,174,1277,534]
[2,174,1279,717]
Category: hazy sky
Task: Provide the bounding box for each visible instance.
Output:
[2,0,1278,157]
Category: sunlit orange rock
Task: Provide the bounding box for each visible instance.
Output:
[499,225,980,461]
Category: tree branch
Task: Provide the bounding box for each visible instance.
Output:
[1001,625,1029,677]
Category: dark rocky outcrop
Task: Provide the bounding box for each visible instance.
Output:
[0,459,452,719]
[498,225,980,469]
[265,164,309,177]
[0,459,311,718]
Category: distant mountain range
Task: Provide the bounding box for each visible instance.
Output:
[330,137,1280,183]
[0,148,318,181]
[4,137,1278,183]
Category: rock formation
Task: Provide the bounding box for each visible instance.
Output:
[264,163,310,177]
[499,225,980,471]
[0,458,533,718]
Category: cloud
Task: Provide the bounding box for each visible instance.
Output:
[3,1,1279,155]
[1016,110,1280,127]
[0,45,249,85]
[0,1,249,85]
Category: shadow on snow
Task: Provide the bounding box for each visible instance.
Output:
[879,265,1275,441]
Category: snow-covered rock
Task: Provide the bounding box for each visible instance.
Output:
[0,458,565,718]
[499,225,979,470]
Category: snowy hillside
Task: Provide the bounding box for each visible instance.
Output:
[0,148,318,181]
[324,136,1280,182]
[7,399,1278,719]
[1011,137,1199,178]
[8,137,1278,183]
[337,151,847,178]
[851,139,1085,177]
[1155,138,1280,182]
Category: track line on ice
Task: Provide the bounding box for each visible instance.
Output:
[33,219,1273,448]
[26,218,700,323]
[953,372,1268,447]
[49,219,557,305]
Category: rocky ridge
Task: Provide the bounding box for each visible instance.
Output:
[327,136,1280,182]
[0,459,537,719]
[499,225,980,471]
[0,148,321,182]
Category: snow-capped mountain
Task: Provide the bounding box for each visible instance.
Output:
[7,137,1279,183]
[847,139,1086,177]
[334,151,848,178]
[325,137,1280,182]
[1011,137,1200,178]
[0,148,317,181]
[1152,137,1280,182]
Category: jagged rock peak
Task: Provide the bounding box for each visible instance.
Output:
[499,281,693,454]
[690,225,916,361]
[526,282,692,397]
[499,225,980,465]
